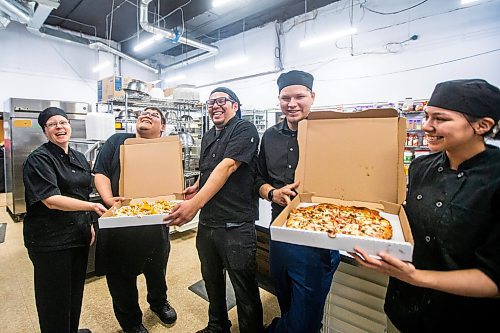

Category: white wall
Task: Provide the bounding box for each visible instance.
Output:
[1,1,499,111]
[0,22,156,112]
[163,0,500,109]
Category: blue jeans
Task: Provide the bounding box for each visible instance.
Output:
[267,240,340,333]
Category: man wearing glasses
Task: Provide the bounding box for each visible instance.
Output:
[166,87,263,333]
[93,107,176,333]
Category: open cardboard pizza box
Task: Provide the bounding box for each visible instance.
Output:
[98,136,184,228]
[270,109,414,261]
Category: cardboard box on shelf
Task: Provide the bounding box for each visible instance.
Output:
[163,87,174,97]
[97,75,134,102]
[97,76,153,102]
[270,109,414,261]
[98,136,184,228]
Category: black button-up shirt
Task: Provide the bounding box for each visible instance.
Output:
[255,120,299,220]
[199,116,259,226]
[23,142,93,252]
[385,146,500,332]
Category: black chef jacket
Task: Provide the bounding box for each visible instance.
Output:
[385,146,500,332]
[23,141,93,252]
[198,116,259,226]
[255,120,298,219]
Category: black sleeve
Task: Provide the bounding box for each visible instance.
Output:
[93,133,119,178]
[254,132,270,197]
[23,152,61,208]
[223,121,259,165]
[476,187,500,289]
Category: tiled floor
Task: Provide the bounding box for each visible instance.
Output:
[0,195,279,333]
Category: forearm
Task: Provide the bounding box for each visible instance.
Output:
[414,268,499,298]
[42,195,95,212]
[193,158,240,208]
[94,174,114,207]
[259,183,273,200]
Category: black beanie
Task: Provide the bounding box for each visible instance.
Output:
[210,87,241,119]
[428,79,500,122]
[38,107,69,129]
[277,70,314,92]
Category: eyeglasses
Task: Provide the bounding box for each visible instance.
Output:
[206,97,235,108]
[45,120,70,128]
[140,111,161,119]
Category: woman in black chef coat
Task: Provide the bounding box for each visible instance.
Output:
[22,107,107,333]
[352,79,500,333]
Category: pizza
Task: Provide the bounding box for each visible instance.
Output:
[286,203,393,240]
[112,199,178,217]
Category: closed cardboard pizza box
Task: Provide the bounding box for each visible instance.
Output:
[270,109,414,261]
[98,136,184,228]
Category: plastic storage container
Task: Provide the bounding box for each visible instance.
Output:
[85,112,115,140]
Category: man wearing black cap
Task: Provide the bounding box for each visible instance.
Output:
[352,79,500,332]
[23,107,107,333]
[93,107,176,333]
[166,87,263,333]
[255,70,340,332]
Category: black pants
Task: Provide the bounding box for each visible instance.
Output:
[196,223,264,333]
[106,230,170,329]
[28,246,89,333]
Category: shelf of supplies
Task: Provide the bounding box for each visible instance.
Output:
[401,111,425,115]
[406,129,425,133]
[184,170,200,178]
[405,146,430,150]
[107,96,202,109]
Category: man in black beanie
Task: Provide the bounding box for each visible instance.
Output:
[166,87,263,333]
[255,70,340,332]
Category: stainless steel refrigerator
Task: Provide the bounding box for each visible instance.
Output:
[3,98,89,221]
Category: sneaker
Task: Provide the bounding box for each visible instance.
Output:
[123,323,149,333]
[150,301,177,325]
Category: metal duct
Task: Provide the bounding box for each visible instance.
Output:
[89,42,159,74]
[0,0,32,24]
[139,0,218,69]
[0,0,158,73]
[0,10,10,29]
[27,0,57,30]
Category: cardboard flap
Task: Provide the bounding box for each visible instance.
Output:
[296,109,405,204]
[124,136,179,145]
[119,136,184,198]
[307,109,398,120]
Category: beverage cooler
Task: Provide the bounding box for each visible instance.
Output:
[3,98,90,221]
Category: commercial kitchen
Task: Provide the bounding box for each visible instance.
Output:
[1,0,499,332]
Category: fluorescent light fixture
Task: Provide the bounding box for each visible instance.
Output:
[461,0,478,4]
[213,0,233,8]
[134,34,164,52]
[149,79,162,85]
[164,74,186,84]
[92,61,111,72]
[214,56,249,69]
[299,27,357,47]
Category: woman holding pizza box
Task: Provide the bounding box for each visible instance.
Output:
[22,107,107,333]
[352,79,500,332]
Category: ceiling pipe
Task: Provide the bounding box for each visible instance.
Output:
[0,0,33,24]
[0,0,158,73]
[0,10,10,29]
[89,42,159,74]
[27,0,57,30]
[139,0,218,69]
